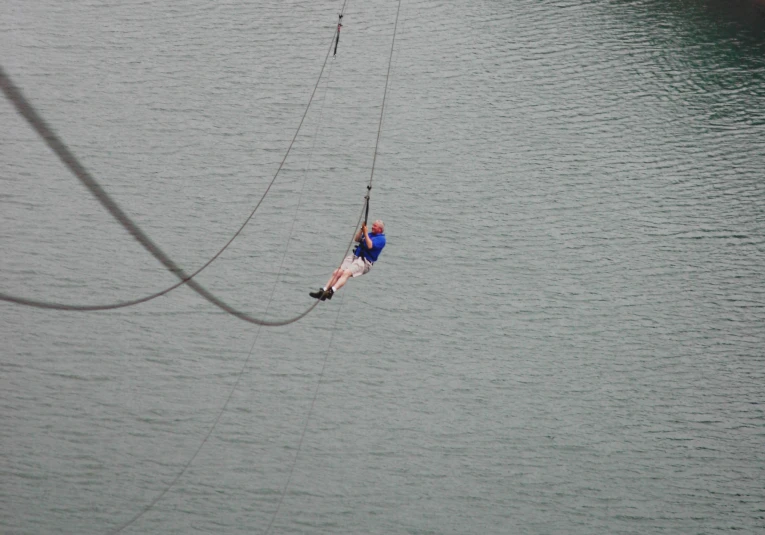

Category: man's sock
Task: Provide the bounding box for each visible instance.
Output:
[331,286,337,292]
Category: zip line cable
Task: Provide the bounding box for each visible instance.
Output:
[355,0,402,229]
[366,0,403,198]
[0,17,340,323]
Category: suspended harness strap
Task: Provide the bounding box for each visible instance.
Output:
[364,185,371,225]
[333,14,343,56]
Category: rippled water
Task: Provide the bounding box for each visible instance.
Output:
[2,1,764,534]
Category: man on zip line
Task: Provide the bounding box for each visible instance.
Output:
[310,220,386,301]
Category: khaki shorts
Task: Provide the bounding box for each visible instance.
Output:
[341,255,373,277]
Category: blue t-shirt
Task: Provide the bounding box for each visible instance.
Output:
[354,232,386,263]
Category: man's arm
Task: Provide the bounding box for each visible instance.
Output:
[361,223,373,249]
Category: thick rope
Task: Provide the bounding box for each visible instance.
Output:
[0,22,336,324]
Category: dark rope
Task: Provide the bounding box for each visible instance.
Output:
[366,0,402,196]
[108,27,344,534]
[355,0,402,230]
[0,21,338,325]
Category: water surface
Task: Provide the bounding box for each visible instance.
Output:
[2,1,764,533]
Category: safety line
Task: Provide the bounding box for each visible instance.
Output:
[108,47,341,534]
[264,292,345,535]
[108,324,265,535]
[0,15,338,322]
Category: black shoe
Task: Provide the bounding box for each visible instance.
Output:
[309,288,325,299]
[322,288,334,301]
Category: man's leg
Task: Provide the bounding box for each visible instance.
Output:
[324,267,344,291]
[314,269,351,300]
[312,255,360,300]
[331,270,353,292]
[312,267,341,299]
